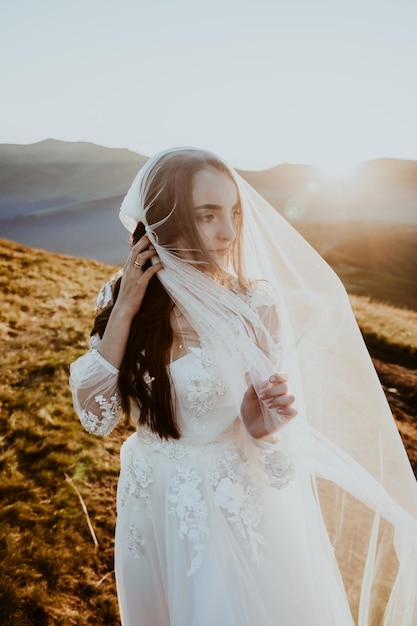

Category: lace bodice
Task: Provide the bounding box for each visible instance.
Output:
[69,278,293,491]
[70,335,240,442]
[169,343,233,441]
[70,277,281,438]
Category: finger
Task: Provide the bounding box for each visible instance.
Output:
[259,382,288,399]
[140,262,163,281]
[131,234,150,254]
[258,382,288,401]
[269,373,289,384]
[258,373,288,392]
[264,394,295,409]
[276,407,298,419]
[133,248,159,268]
[145,261,163,274]
[126,237,150,266]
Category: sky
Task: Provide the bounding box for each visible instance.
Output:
[1,0,416,169]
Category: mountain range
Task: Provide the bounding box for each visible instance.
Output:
[0,140,416,305]
[1,139,417,223]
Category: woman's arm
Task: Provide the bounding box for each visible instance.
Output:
[70,235,162,435]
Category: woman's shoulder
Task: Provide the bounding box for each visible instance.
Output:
[229,277,280,310]
[228,277,281,341]
[95,270,123,313]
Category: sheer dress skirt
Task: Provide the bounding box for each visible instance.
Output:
[114,431,354,626]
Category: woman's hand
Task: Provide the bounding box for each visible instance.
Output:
[240,374,297,440]
[114,235,163,319]
[98,236,162,369]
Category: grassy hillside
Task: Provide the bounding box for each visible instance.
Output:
[297,221,417,313]
[1,239,416,625]
[0,240,128,624]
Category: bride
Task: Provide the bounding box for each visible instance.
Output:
[70,147,417,625]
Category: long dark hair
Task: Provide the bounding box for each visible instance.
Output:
[92,149,244,439]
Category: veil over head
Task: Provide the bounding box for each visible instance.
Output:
[119,147,417,625]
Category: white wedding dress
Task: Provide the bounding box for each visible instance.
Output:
[70,147,417,625]
[70,282,355,626]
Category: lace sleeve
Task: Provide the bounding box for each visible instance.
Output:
[69,335,122,436]
[95,270,122,314]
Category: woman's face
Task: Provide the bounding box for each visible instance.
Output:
[191,166,240,267]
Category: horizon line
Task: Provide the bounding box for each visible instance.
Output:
[1,137,417,172]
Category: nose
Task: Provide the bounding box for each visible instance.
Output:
[219,215,236,241]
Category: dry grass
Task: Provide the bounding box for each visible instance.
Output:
[0,238,416,625]
[0,239,130,625]
[350,294,417,365]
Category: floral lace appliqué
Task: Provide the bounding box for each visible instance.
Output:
[209,451,266,562]
[80,394,121,436]
[214,479,265,560]
[124,431,294,576]
[119,448,155,513]
[127,522,145,559]
[259,447,295,489]
[185,345,227,426]
[168,465,209,576]
[139,429,200,461]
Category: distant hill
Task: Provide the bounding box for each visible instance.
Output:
[0,140,416,294]
[0,140,148,264]
[239,159,417,223]
[0,139,147,219]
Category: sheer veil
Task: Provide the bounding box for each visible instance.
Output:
[119,147,417,625]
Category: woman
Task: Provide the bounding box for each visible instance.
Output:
[70,148,417,626]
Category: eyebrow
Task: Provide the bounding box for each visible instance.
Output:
[194,204,221,212]
[194,202,240,211]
